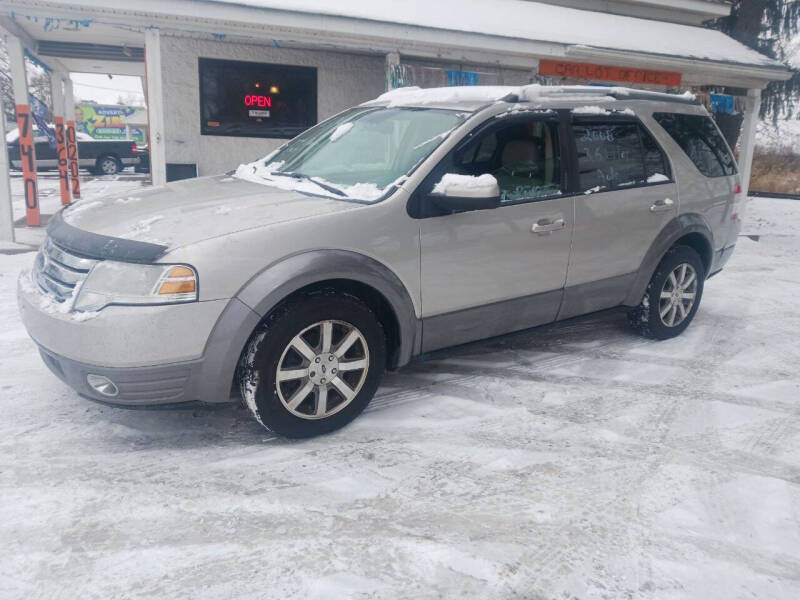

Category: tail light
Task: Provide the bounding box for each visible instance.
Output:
[131,142,138,155]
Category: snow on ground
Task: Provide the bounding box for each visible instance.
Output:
[757,119,800,153]
[9,170,151,224]
[1,198,800,599]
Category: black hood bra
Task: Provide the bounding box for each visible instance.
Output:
[47,210,169,264]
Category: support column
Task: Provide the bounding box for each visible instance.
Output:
[64,78,81,199]
[7,35,38,226]
[145,28,167,186]
[738,88,761,199]
[50,71,71,206]
[0,98,14,242]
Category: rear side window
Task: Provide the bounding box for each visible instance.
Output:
[653,113,736,177]
[572,121,670,192]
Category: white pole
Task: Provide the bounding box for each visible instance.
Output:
[738,88,761,199]
[145,28,167,186]
[0,99,14,242]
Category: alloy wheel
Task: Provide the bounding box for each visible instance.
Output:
[658,262,698,327]
[275,320,369,419]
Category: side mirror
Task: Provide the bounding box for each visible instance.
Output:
[428,174,501,213]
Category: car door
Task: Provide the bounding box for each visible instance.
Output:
[414,113,575,352]
[559,114,678,319]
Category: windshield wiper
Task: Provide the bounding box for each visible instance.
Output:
[268,171,346,197]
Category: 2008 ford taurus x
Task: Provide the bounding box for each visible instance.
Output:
[18,85,743,437]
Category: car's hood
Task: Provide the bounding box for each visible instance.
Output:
[59,175,362,250]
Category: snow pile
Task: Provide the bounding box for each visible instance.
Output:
[432,173,498,197]
[572,105,610,115]
[329,122,354,142]
[370,86,518,107]
[573,105,641,116]
[234,160,388,201]
[756,119,800,153]
[647,173,670,183]
[62,200,104,224]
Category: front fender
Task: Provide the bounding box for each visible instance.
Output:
[236,250,420,367]
[623,213,714,306]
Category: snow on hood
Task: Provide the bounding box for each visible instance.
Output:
[233,159,398,202]
[60,174,361,250]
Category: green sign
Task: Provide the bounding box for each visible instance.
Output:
[76,104,147,143]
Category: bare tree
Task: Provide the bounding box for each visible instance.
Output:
[0,37,15,123]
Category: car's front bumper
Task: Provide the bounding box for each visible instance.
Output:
[37,344,206,406]
[18,270,261,406]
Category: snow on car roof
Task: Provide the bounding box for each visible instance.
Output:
[216,0,784,69]
[363,85,698,109]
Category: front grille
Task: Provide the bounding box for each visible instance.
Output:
[33,237,99,303]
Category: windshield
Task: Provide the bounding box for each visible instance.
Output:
[235,106,467,202]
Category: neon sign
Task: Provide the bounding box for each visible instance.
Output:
[244,94,272,108]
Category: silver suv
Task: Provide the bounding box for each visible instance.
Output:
[18,85,742,437]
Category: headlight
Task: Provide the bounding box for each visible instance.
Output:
[72,261,198,312]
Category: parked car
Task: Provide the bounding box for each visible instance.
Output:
[18,85,742,437]
[134,144,150,173]
[7,128,141,175]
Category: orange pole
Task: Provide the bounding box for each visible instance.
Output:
[15,104,39,226]
[54,117,71,205]
[66,120,81,199]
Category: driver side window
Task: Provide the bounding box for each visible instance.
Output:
[456,118,562,203]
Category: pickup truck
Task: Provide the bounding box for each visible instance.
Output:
[6,128,140,175]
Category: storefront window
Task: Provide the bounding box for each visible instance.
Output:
[199,58,317,138]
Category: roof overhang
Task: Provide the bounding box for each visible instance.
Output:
[0,0,790,88]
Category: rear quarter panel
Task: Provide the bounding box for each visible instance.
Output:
[638,109,735,255]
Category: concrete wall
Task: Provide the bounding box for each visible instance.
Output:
[160,35,386,175]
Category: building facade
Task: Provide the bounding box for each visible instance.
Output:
[0,0,790,212]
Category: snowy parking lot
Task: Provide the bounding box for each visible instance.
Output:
[1,195,799,599]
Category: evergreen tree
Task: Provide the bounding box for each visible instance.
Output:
[709,0,800,120]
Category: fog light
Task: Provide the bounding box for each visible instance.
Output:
[87,374,119,397]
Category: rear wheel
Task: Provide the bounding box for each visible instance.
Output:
[239,293,385,438]
[628,245,705,340]
[95,155,120,175]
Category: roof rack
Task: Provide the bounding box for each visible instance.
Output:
[366,85,699,108]
[517,85,699,105]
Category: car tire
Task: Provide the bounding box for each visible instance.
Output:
[95,155,120,176]
[238,292,386,438]
[628,245,705,340]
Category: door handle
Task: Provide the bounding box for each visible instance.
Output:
[650,198,674,212]
[532,218,566,234]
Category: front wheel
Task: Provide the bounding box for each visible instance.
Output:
[628,245,705,340]
[238,293,386,438]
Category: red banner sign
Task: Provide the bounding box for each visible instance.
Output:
[54,117,71,206]
[539,59,682,88]
[66,120,81,199]
[15,105,39,227]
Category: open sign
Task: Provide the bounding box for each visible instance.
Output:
[244,94,272,108]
